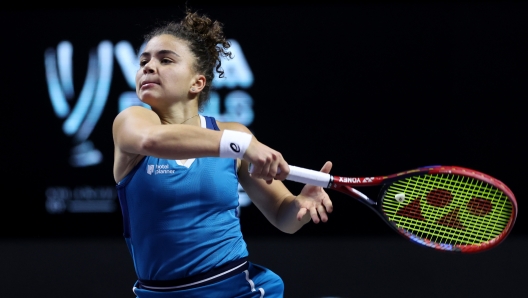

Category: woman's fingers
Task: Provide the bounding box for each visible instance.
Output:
[297,208,307,221]
[322,196,333,214]
[246,141,288,182]
[320,161,332,173]
[310,206,320,224]
[317,204,328,222]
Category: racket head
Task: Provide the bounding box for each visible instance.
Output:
[376,165,517,253]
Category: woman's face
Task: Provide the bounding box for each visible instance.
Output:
[135,34,198,106]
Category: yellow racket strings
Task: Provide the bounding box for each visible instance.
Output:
[382,174,512,245]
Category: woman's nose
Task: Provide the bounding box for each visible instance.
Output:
[143,62,156,74]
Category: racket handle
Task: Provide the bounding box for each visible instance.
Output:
[288,165,332,188]
[248,164,331,188]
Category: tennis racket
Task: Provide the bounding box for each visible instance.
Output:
[251,164,517,253]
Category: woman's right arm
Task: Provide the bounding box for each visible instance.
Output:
[112,106,290,183]
[112,106,223,160]
[112,106,225,182]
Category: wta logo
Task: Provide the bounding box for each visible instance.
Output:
[44,40,112,167]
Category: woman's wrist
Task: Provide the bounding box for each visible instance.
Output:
[219,130,253,159]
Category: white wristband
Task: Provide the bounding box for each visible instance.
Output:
[219,130,253,159]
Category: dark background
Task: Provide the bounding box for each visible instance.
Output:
[1,2,526,297]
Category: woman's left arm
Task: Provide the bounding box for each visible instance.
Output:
[239,158,334,234]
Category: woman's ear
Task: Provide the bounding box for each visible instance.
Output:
[190,74,206,93]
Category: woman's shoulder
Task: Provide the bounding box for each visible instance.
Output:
[118,105,156,117]
[113,106,160,128]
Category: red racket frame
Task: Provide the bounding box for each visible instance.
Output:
[327,165,517,253]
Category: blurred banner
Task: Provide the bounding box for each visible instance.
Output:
[2,3,526,238]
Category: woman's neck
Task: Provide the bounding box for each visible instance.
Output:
[154,104,200,125]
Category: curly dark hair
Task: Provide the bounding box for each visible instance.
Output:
[143,9,233,111]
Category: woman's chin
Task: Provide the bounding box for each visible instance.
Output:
[138,94,158,105]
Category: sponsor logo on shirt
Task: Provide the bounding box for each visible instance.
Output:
[147,165,154,175]
[147,164,175,175]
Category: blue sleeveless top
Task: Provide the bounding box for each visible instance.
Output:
[116,115,249,281]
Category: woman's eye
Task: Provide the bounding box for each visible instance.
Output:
[161,58,173,64]
[139,60,148,66]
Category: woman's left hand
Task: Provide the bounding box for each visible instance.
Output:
[295,161,334,223]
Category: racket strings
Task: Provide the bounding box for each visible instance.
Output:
[418,176,508,243]
[382,174,512,246]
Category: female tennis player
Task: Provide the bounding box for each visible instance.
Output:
[112,8,333,297]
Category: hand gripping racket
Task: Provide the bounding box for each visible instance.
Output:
[252,164,517,253]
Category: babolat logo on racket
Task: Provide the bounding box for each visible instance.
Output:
[230,143,241,153]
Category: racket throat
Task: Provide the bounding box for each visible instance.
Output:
[332,184,377,205]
